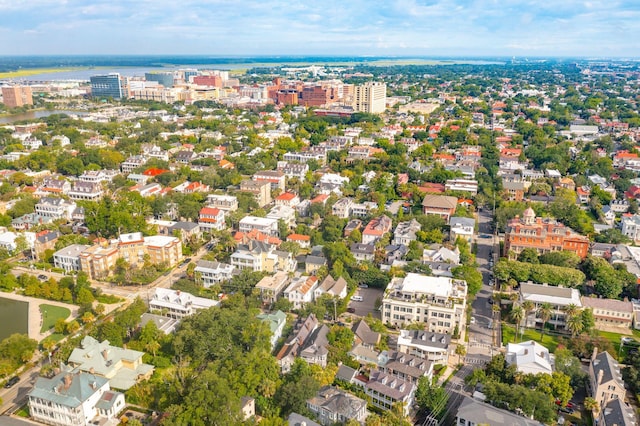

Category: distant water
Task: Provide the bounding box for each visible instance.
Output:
[0,109,88,124]
[0,297,28,341]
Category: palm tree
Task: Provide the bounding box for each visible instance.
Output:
[537,302,553,340]
[584,397,600,423]
[510,305,525,342]
[566,314,584,337]
[522,300,535,331]
[455,344,467,364]
[563,303,580,319]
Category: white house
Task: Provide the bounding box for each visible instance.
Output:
[283,276,319,310]
[239,216,279,237]
[29,369,125,426]
[505,340,553,375]
[149,288,219,319]
[194,260,235,288]
[53,244,90,272]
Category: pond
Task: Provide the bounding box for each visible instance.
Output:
[0,297,29,341]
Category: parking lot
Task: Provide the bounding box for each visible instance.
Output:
[346,287,383,319]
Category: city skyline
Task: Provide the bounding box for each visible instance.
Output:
[0,0,639,57]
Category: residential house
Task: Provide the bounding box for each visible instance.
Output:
[206,194,238,212]
[54,244,90,272]
[384,244,408,264]
[455,396,540,426]
[33,230,60,260]
[67,336,154,390]
[68,181,103,201]
[449,216,475,243]
[307,386,367,426]
[286,233,311,249]
[392,219,421,246]
[444,178,478,195]
[351,201,378,218]
[305,253,328,274]
[610,199,630,213]
[276,314,329,373]
[577,186,591,204]
[39,176,71,196]
[239,216,279,237]
[253,170,286,191]
[351,243,375,262]
[240,180,272,207]
[348,320,382,365]
[277,161,309,181]
[257,310,287,351]
[378,350,433,385]
[194,260,235,288]
[622,215,640,242]
[255,271,291,305]
[344,219,363,237]
[382,273,467,334]
[503,180,526,201]
[149,288,219,319]
[198,207,226,232]
[421,194,458,222]
[589,350,627,409]
[396,330,451,364]
[332,197,353,219]
[581,297,634,331]
[362,215,392,244]
[174,150,195,164]
[599,398,637,426]
[267,205,296,229]
[231,241,294,273]
[423,244,461,264]
[504,207,590,258]
[284,276,320,309]
[365,371,416,416]
[35,197,76,220]
[315,275,348,300]
[29,369,125,426]
[288,413,321,426]
[505,340,553,375]
[120,155,147,174]
[519,282,582,331]
[275,192,300,207]
[167,222,201,242]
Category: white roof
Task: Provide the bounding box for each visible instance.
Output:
[398,273,452,297]
[144,235,179,247]
[505,340,553,375]
[240,216,278,227]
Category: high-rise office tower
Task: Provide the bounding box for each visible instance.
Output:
[353,82,387,114]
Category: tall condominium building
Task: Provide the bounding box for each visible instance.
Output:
[90,73,128,99]
[145,72,175,87]
[353,82,386,113]
[1,85,33,108]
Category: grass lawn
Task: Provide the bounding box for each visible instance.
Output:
[40,304,71,333]
[15,405,29,417]
[502,324,561,352]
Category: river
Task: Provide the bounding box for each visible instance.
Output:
[0,110,88,124]
[0,297,28,341]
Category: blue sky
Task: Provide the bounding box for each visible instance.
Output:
[0,0,639,56]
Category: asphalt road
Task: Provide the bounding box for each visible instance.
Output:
[466,209,501,361]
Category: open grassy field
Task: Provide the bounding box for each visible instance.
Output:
[40,304,71,333]
[502,324,561,352]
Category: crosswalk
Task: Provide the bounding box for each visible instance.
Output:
[464,357,487,365]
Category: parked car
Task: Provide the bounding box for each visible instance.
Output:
[38,274,48,282]
[351,296,363,302]
[346,307,356,313]
[4,376,19,388]
[358,284,368,288]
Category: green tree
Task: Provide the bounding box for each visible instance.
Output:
[510,305,525,341]
[416,376,448,417]
[537,302,552,339]
[517,248,539,264]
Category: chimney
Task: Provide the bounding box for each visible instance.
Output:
[102,349,109,361]
[592,347,599,362]
[89,367,95,374]
[597,369,604,385]
[63,373,73,389]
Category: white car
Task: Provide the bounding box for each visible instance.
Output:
[351,296,363,302]
[470,317,476,324]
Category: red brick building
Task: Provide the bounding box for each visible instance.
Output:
[504,207,590,259]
